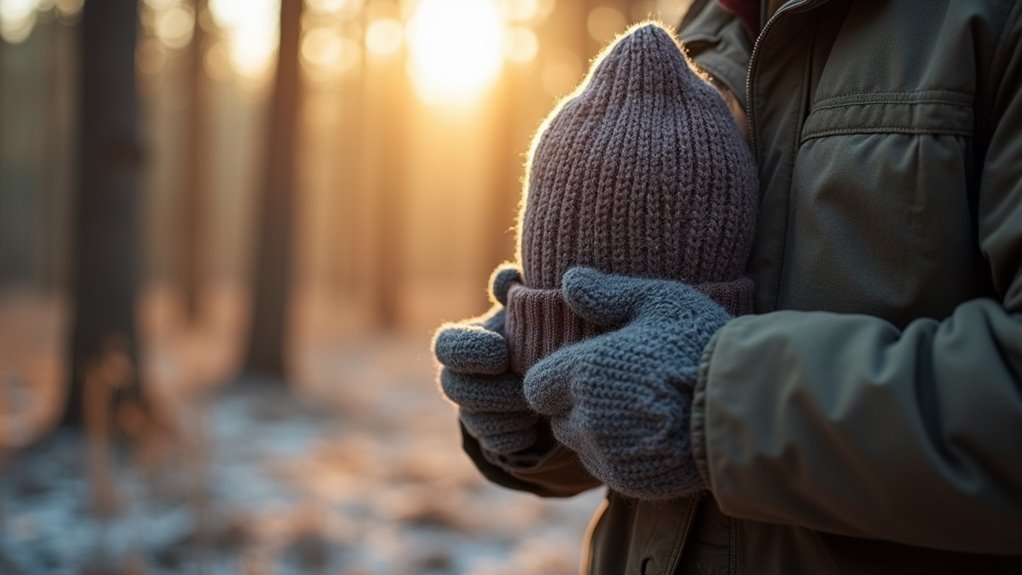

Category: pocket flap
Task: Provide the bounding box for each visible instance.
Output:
[801,90,973,142]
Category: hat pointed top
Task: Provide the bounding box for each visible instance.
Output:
[580,21,704,99]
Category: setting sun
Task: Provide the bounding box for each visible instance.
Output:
[209,0,280,80]
[406,0,504,105]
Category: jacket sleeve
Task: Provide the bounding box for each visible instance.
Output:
[460,423,602,498]
[690,9,1022,555]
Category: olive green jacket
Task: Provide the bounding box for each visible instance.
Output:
[462,1,1022,572]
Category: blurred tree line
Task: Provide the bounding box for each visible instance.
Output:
[0,0,687,436]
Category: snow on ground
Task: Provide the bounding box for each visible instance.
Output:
[0,332,604,575]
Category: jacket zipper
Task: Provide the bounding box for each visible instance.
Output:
[746,0,821,156]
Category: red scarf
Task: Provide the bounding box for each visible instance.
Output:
[716,0,761,39]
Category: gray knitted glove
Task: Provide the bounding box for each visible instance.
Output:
[434,265,541,455]
[523,266,732,499]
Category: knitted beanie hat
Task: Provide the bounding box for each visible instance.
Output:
[505,21,759,376]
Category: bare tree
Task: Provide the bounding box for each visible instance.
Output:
[370,61,406,330]
[243,0,303,378]
[63,0,144,428]
[182,0,209,322]
[361,7,408,330]
[40,14,76,293]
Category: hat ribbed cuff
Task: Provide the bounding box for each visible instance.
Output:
[505,277,754,376]
[699,276,755,318]
[505,284,603,377]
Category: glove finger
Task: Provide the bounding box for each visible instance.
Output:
[460,408,538,438]
[489,263,523,306]
[523,344,583,417]
[477,427,539,455]
[440,369,529,412]
[433,324,508,375]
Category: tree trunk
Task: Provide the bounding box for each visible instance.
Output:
[42,17,76,293]
[182,0,208,322]
[243,0,303,378]
[63,0,143,428]
[367,28,406,330]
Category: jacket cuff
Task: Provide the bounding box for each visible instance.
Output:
[460,422,601,498]
[691,326,723,488]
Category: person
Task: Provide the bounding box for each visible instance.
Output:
[434,0,1022,573]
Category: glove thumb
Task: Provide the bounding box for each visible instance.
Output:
[561,266,654,327]
[490,263,522,306]
[433,324,508,374]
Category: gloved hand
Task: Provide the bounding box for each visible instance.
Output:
[434,265,542,455]
[523,266,732,499]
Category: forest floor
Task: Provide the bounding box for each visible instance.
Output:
[0,290,603,575]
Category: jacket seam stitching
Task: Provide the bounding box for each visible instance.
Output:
[812,90,972,109]
[811,97,972,112]
[691,329,719,485]
[801,126,973,142]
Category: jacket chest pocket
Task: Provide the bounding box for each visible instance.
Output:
[777,91,982,325]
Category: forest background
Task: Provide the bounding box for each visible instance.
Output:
[0,1,691,573]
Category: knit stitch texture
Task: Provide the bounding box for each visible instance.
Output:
[506,21,759,375]
[435,266,541,454]
[523,267,731,499]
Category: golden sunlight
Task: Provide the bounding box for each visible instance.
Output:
[301,26,360,78]
[406,0,504,105]
[153,3,194,50]
[209,0,280,80]
[0,0,37,43]
[366,17,404,57]
[504,25,538,64]
[54,0,83,20]
[306,0,360,19]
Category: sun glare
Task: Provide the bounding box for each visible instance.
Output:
[407,0,504,106]
[504,25,538,64]
[0,0,83,43]
[301,26,360,79]
[0,0,37,43]
[366,17,404,57]
[153,3,194,50]
[306,0,361,19]
[209,0,280,80]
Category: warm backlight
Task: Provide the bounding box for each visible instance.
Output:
[406,0,504,105]
[209,0,280,80]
